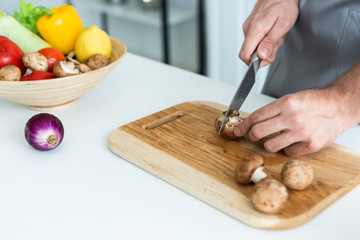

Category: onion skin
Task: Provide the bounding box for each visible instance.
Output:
[25,113,64,151]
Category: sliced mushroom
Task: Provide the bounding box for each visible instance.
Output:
[66,51,76,61]
[215,110,244,139]
[235,153,267,184]
[281,159,314,190]
[66,57,81,65]
[66,51,81,65]
[64,52,91,74]
[0,65,21,81]
[53,61,80,78]
[22,52,48,72]
[251,178,288,214]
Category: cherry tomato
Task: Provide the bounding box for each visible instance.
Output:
[20,71,54,81]
[38,47,65,72]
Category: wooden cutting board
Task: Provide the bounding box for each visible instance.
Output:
[108,101,360,230]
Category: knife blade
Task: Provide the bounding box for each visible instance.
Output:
[218,53,261,134]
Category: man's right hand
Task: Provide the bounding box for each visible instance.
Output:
[239,0,299,67]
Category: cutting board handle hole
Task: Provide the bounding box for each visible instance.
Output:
[142,111,185,129]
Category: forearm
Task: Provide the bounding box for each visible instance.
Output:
[329,62,360,125]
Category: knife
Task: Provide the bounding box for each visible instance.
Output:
[218,52,261,134]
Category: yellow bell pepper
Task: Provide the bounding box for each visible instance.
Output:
[36,4,83,55]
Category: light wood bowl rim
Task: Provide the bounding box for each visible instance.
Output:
[0,37,126,86]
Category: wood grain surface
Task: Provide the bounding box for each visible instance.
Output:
[108,101,360,229]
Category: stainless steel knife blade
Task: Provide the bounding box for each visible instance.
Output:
[218,53,261,134]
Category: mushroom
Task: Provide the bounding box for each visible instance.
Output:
[235,153,267,184]
[76,63,91,73]
[86,54,109,70]
[64,52,91,73]
[215,110,244,139]
[0,65,21,81]
[251,178,288,214]
[22,52,48,72]
[53,61,80,78]
[281,159,314,190]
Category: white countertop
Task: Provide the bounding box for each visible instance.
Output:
[0,53,359,240]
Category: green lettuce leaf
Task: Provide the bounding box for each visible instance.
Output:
[13,0,52,35]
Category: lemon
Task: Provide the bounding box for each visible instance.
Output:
[75,25,111,63]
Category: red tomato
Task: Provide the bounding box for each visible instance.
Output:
[0,37,26,75]
[38,47,65,72]
[0,38,24,59]
[0,52,26,75]
[0,36,9,41]
[20,71,54,81]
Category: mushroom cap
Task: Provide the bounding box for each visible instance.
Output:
[87,54,109,70]
[215,110,243,139]
[22,52,48,72]
[235,153,264,184]
[0,65,21,81]
[281,159,314,190]
[251,178,288,214]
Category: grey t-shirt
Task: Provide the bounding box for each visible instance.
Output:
[262,0,360,98]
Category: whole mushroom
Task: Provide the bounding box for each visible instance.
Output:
[235,153,267,184]
[0,65,21,81]
[251,178,288,214]
[281,159,314,190]
[86,54,109,70]
[215,110,244,139]
[22,52,48,72]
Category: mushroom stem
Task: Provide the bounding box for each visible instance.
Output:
[250,167,267,183]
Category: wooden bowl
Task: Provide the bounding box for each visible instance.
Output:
[0,37,126,111]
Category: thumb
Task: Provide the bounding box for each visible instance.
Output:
[257,36,278,61]
[234,117,252,138]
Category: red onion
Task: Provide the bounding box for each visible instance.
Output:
[24,113,64,151]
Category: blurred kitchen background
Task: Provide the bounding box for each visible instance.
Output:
[1,0,268,92]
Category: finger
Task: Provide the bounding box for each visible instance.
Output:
[242,18,250,36]
[249,100,283,124]
[259,60,271,68]
[283,136,329,156]
[283,142,316,156]
[247,115,287,142]
[240,37,263,66]
[239,19,276,65]
[263,130,303,153]
[234,102,282,138]
[277,37,285,47]
[267,39,281,62]
[259,47,278,67]
[234,117,252,137]
[258,18,292,61]
[259,37,284,67]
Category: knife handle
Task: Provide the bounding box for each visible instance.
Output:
[251,52,259,63]
[251,52,261,72]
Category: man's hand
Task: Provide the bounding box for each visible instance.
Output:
[239,0,299,66]
[233,87,359,156]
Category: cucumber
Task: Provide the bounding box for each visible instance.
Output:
[0,10,51,53]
